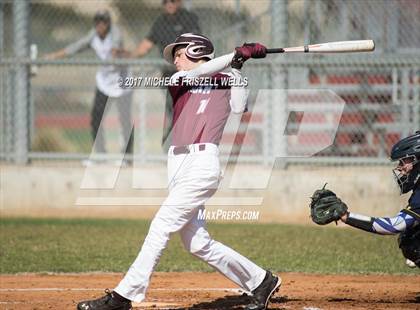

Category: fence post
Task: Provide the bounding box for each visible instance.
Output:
[0,1,5,159]
[0,2,3,57]
[414,68,420,131]
[401,69,410,138]
[270,0,288,167]
[235,0,242,45]
[0,1,8,159]
[13,0,30,164]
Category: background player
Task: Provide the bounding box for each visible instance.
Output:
[77,33,280,310]
[131,0,200,58]
[310,131,420,268]
[45,10,133,164]
[130,0,201,149]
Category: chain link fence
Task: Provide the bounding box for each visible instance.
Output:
[1,0,419,165]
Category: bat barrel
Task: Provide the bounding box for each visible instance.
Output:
[266,40,375,54]
[307,40,375,53]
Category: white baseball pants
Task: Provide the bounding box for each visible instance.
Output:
[114,143,266,302]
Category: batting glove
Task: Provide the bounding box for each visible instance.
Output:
[237,43,267,59]
[232,43,267,69]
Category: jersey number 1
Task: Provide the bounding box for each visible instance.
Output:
[196,99,210,115]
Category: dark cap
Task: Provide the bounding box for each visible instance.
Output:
[94,10,111,24]
[162,0,179,5]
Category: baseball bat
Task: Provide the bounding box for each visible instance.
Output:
[266,40,375,54]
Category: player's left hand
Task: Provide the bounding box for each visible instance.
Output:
[232,43,267,69]
[310,185,348,225]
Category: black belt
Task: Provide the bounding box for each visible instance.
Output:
[173,144,206,155]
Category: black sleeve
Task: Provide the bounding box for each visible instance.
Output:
[345,212,375,233]
[147,16,163,44]
[180,10,201,34]
[190,12,201,33]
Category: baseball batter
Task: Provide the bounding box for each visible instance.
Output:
[77,33,281,310]
[310,131,420,268]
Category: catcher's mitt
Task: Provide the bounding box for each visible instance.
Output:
[310,185,348,225]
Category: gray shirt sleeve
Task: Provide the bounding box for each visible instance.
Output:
[109,25,123,49]
[64,29,95,56]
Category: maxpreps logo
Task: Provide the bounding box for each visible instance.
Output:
[197,209,260,221]
[76,89,345,207]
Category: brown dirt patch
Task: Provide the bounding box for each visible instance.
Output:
[0,272,419,309]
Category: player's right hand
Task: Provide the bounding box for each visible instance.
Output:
[112,48,131,58]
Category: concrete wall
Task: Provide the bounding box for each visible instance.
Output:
[1,164,407,223]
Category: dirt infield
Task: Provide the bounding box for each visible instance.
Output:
[0,272,419,309]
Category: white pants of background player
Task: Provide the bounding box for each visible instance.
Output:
[114,143,266,302]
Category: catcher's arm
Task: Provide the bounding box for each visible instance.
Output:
[342,211,416,235]
[310,185,416,233]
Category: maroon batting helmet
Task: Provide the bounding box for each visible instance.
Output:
[163,33,214,63]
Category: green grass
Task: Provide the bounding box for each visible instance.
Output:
[45,128,165,154]
[0,218,418,275]
[62,129,92,153]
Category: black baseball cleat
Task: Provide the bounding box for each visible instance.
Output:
[77,289,132,310]
[245,271,281,310]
